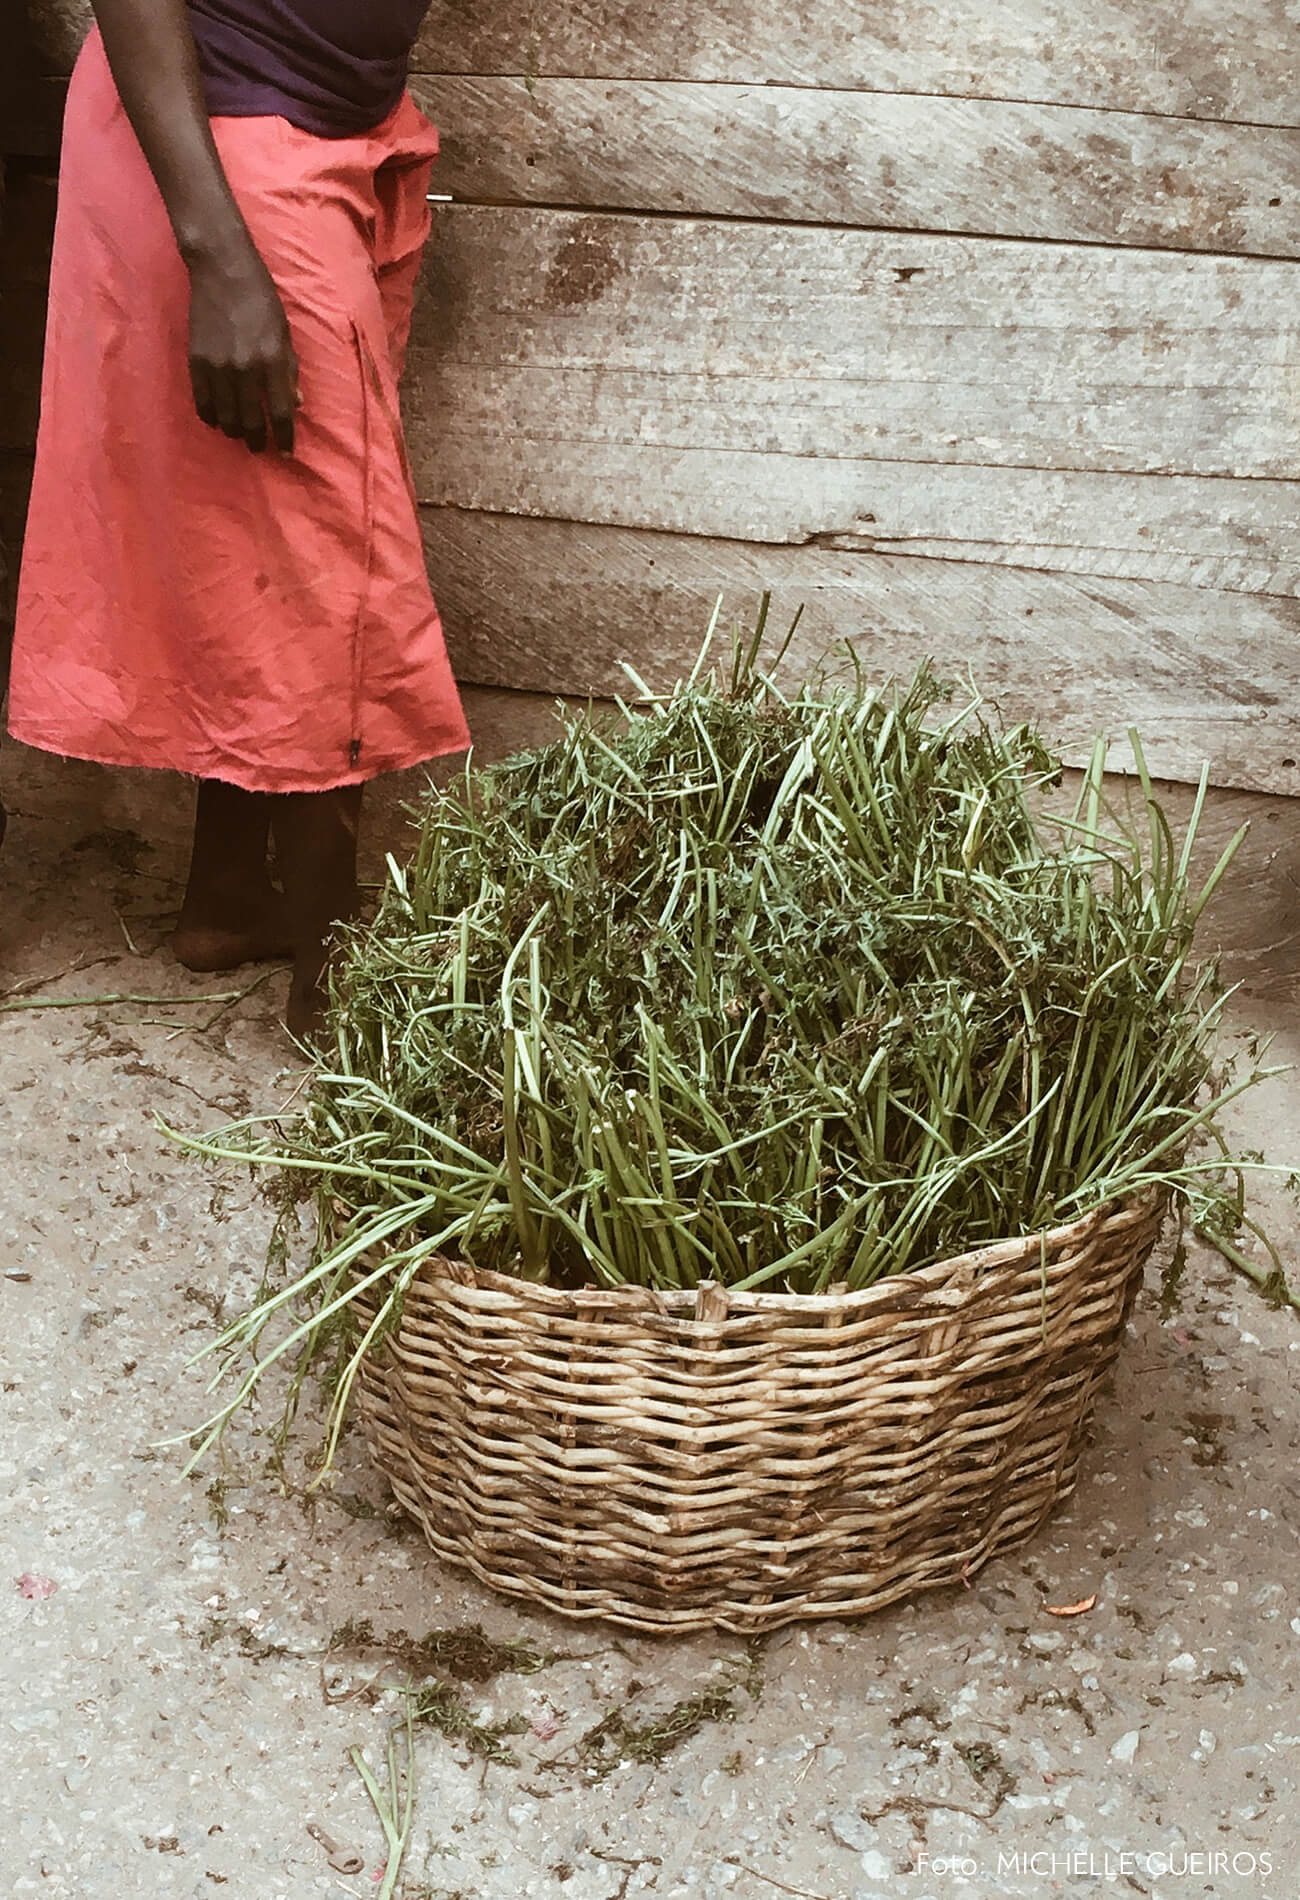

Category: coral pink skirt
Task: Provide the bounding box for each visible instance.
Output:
[8,28,469,792]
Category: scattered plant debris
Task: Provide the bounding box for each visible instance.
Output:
[326,1618,557,1683]
[569,1654,763,1778]
[1044,1593,1098,1617]
[576,1684,740,1774]
[407,1679,531,1766]
[324,1620,563,1767]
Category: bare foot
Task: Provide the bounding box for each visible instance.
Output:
[172,895,294,973]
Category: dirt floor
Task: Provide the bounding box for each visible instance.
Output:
[2,718,1298,1900]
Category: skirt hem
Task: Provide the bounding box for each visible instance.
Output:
[4,725,472,795]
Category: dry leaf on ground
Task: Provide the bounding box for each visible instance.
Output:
[1044,1593,1098,1617]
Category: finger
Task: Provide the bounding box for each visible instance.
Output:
[237,368,268,454]
[206,366,244,440]
[265,357,297,455]
[190,359,220,430]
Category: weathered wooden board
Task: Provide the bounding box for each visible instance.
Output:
[420,508,1300,795]
[410,442,1300,598]
[414,77,1300,259]
[406,209,1300,482]
[25,0,1300,129]
[415,0,1300,126]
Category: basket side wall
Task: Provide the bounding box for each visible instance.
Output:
[353,1199,1163,1631]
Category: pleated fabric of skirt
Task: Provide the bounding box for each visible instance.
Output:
[8,27,470,792]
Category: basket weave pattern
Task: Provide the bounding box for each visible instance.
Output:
[354,1196,1163,1633]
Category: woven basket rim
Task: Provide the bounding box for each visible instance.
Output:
[373,1189,1165,1323]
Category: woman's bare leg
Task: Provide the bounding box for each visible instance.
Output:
[174,778,362,1034]
[174,778,293,971]
[270,784,363,1037]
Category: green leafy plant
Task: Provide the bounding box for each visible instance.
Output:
[170,606,1291,1471]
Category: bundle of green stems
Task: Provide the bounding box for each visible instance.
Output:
[176,614,1285,1468]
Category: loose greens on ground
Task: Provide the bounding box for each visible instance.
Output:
[175,613,1288,1468]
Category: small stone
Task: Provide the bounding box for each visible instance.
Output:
[1111,1731,1140,1764]
[1028,1632,1065,1654]
[10,1708,59,1733]
[828,1810,873,1853]
[1199,1730,1217,1755]
[859,1849,894,1881]
[1165,1652,1198,1677]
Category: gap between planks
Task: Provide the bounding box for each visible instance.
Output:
[408,69,1300,137]
[421,195,1300,268]
[26,66,1300,139]
[424,498,1300,592]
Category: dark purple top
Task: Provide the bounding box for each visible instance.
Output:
[188,1,429,137]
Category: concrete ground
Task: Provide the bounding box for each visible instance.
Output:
[2,716,1298,1900]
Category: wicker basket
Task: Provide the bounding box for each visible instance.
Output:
[352,1194,1164,1633]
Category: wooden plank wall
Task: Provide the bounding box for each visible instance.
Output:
[19,0,1300,790]
[404,1,1300,792]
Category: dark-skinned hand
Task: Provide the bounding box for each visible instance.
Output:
[91,0,303,452]
[188,237,300,454]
